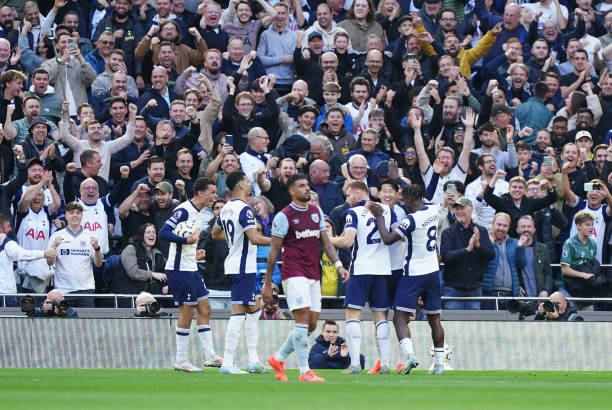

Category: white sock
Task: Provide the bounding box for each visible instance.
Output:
[292,324,310,375]
[222,314,245,367]
[245,308,261,364]
[434,348,445,365]
[275,333,294,362]
[375,321,390,367]
[346,320,361,368]
[399,338,415,361]
[175,327,190,364]
[197,325,216,359]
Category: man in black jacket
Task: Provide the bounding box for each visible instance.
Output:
[308,320,364,369]
[440,197,495,310]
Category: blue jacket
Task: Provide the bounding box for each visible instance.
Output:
[84,49,106,75]
[309,180,344,215]
[308,335,364,369]
[482,237,526,296]
[346,148,389,171]
[513,97,554,145]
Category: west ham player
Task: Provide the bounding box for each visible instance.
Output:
[330,180,394,374]
[159,177,222,372]
[263,174,349,382]
[368,184,446,375]
[212,171,271,374]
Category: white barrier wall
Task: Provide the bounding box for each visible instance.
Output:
[1,319,611,370]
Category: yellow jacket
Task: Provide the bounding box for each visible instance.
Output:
[457,30,497,78]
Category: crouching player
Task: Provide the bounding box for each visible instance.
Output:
[368,184,447,375]
[159,177,222,372]
[263,174,349,382]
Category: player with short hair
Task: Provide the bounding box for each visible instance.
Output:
[330,180,394,374]
[368,184,446,375]
[212,170,271,374]
[158,177,222,372]
[263,174,349,382]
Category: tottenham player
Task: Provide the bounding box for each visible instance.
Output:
[263,174,349,382]
[368,177,406,374]
[329,180,394,374]
[368,184,446,375]
[212,170,271,374]
[158,177,222,372]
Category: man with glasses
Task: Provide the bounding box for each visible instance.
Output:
[84,31,116,75]
[238,127,271,196]
[200,2,229,52]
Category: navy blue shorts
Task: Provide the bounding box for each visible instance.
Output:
[388,269,403,302]
[230,273,257,306]
[166,270,209,306]
[393,270,442,314]
[344,274,389,311]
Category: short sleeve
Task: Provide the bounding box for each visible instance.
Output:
[271,212,290,238]
[165,207,188,229]
[560,241,572,266]
[344,210,358,232]
[317,206,326,231]
[394,215,416,239]
[239,206,256,230]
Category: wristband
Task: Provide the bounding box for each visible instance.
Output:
[94,247,101,252]
[334,260,343,269]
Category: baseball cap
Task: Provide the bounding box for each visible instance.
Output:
[154,181,173,193]
[452,197,473,208]
[575,130,592,141]
[491,103,514,116]
[28,117,51,134]
[27,157,44,169]
[376,160,389,179]
[397,15,413,25]
[308,31,323,41]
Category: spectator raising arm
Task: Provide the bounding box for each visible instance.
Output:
[411,110,431,175]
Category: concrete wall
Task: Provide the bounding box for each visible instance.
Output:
[1,318,610,370]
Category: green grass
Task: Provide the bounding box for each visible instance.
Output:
[1,369,611,409]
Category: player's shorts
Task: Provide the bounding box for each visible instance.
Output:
[388,269,403,302]
[166,270,209,306]
[393,270,442,314]
[344,274,390,311]
[230,273,257,306]
[282,276,321,313]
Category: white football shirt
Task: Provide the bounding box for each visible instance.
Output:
[344,201,393,276]
[164,200,203,272]
[394,204,440,276]
[216,199,257,275]
[50,227,96,292]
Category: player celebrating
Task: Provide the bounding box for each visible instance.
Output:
[212,170,271,374]
[368,184,446,375]
[263,174,349,382]
[368,177,406,374]
[158,177,222,372]
[329,180,394,374]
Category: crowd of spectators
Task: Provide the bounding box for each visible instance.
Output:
[0,0,611,312]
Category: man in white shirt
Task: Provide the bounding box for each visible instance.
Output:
[238,127,272,196]
[49,201,103,308]
[0,212,55,307]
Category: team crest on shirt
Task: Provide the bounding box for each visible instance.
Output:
[173,209,184,219]
[293,219,300,224]
[246,210,254,219]
[311,213,319,223]
[80,241,86,246]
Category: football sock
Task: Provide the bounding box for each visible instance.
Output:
[434,347,445,365]
[175,327,190,364]
[197,325,216,360]
[292,323,310,375]
[399,338,415,360]
[222,314,245,367]
[346,319,361,368]
[375,321,390,367]
[245,308,261,363]
[275,332,294,362]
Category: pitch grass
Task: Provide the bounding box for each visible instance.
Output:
[1,369,611,410]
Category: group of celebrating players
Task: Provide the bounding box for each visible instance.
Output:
[164,161,446,381]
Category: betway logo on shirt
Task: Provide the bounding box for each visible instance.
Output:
[295,229,320,239]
